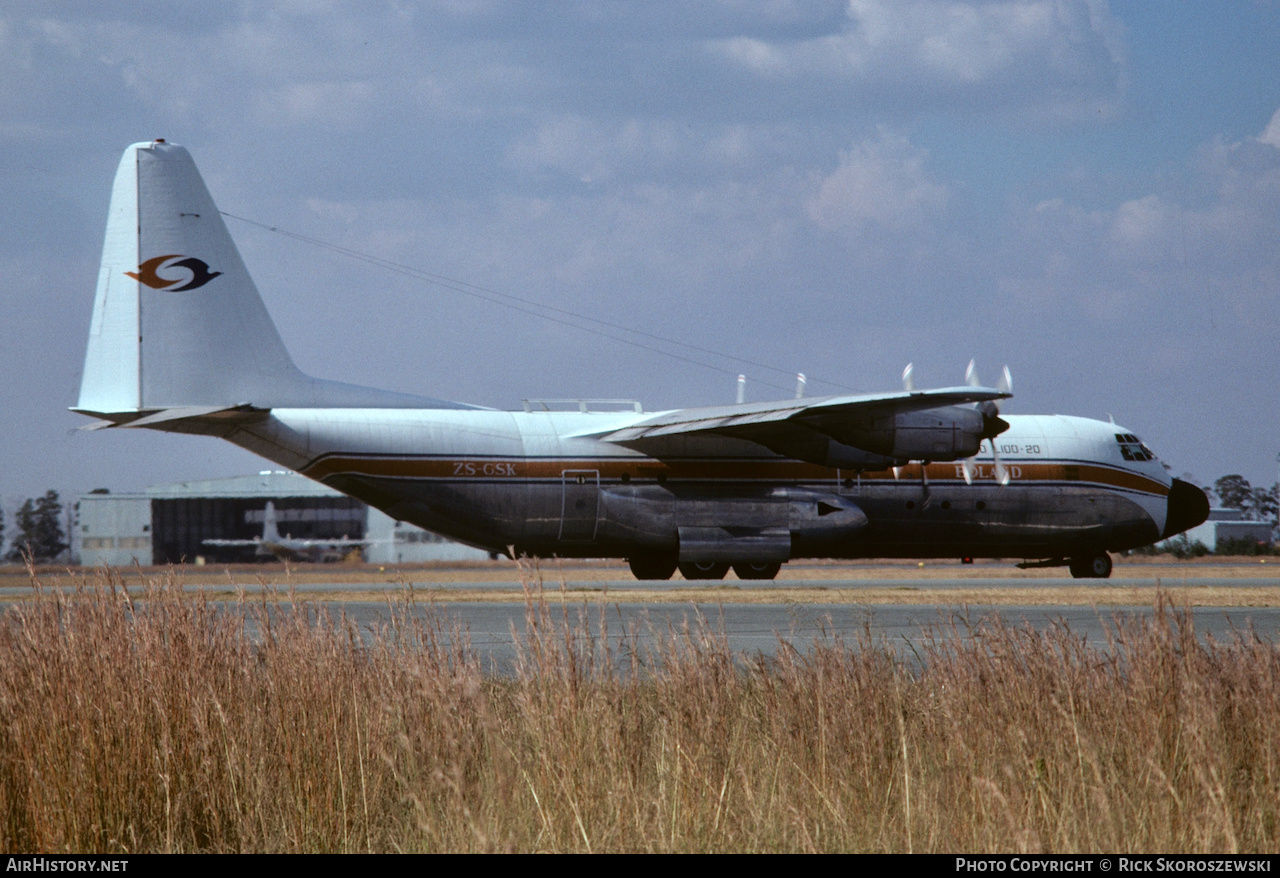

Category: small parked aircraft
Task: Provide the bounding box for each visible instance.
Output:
[202,500,369,563]
[73,141,1209,579]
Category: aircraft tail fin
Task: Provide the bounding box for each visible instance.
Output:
[261,501,281,543]
[77,140,456,416]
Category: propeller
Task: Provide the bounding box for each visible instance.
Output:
[903,365,934,504]
[901,361,1012,486]
[893,371,909,482]
[964,360,1013,486]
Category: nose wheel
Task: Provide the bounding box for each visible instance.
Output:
[1068,553,1112,579]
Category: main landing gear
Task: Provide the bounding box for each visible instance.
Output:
[628,555,679,580]
[626,556,782,581]
[732,561,783,580]
[1068,553,1113,579]
[678,561,730,580]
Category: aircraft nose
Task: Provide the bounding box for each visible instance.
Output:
[1162,478,1210,539]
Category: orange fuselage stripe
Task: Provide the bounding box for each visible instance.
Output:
[302,456,1170,498]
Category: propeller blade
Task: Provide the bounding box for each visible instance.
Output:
[988,365,1013,419]
[902,362,915,392]
[993,445,1010,486]
[961,458,974,485]
[967,362,1011,483]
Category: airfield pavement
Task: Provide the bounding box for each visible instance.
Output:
[3,555,1280,608]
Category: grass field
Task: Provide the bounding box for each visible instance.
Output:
[1,562,1278,852]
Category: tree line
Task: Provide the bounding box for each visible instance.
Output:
[1206,474,1278,522]
[1,491,69,564]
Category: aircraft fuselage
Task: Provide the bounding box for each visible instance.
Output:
[224,408,1186,565]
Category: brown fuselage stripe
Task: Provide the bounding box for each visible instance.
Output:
[302,457,1170,498]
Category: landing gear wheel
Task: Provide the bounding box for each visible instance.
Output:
[1068,553,1112,579]
[732,561,782,580]
[628,555,678,580]
[678,561,730,580]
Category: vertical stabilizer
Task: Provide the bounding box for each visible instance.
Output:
[261,501,281,543]
[77,140,457,415]
[79,141,305,412]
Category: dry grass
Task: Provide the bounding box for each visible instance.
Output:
[1,564,1278,852]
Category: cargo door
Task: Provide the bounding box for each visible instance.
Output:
[559,469,600,541]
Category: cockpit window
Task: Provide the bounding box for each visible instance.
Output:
[1115,433,1155,462]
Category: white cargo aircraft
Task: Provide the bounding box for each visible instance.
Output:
[74,141,1209,580]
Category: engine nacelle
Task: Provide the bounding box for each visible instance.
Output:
[806,406,987,461]
[887,407,986,459]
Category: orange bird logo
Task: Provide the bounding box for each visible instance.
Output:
[126,255,222,291]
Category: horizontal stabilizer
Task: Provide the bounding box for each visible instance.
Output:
[71,404,269,435]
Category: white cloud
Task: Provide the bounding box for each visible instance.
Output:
[1001,123,1280,346]
[1104,131,1280,271]
[1258,106,1280,149]
[506,116,631,182]
[711,0,1124,111]
[506,116,776,184]
[253,80,376,128]
[1109,193,1170,259]
[806,128,949,233]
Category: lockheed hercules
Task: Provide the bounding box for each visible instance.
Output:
[202,500,371,563]
[74,141,1209,579]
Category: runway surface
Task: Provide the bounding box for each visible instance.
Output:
[335,599,1280,673]
[4,560,1277,668]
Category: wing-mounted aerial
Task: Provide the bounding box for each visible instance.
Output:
[592,385,1011,469]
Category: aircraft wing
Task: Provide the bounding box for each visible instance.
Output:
[593,386,1009,463]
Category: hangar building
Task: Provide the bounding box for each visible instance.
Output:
[1176,507,1276,553]
[74,471,494,566]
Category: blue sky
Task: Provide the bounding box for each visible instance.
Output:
[1,0,1278,516]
